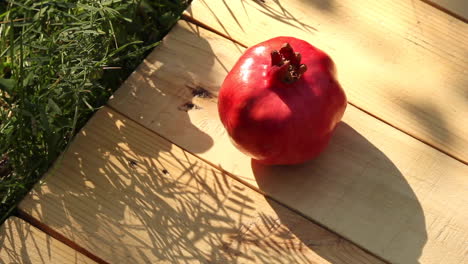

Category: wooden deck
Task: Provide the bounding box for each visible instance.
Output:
[2,0,467,263]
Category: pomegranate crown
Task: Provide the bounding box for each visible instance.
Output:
[270,43,307,83]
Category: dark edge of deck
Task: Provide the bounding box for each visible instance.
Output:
[14,209,110,264]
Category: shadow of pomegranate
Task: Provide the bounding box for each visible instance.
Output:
[251,122,427,264]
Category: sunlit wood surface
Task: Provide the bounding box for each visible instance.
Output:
[8,0,468,263]
[185,0,468,163]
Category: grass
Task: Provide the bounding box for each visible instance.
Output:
[0,0,189,224]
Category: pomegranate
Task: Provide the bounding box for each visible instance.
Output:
[218,37,347,165]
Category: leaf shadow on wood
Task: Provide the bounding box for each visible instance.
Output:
[0,218,34,263]
[0,217,95,263]
[108,20,229,155]
[17,108,356,263]
[184,0,320,37]
[251,122,428,264]
[19,110,262,263]
[15,23,260,263]
[246,0,319,33]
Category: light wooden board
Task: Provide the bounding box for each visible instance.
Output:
[108,21,468,264]
[183,0,468,163]
[0,217,96,264]
[18,107,384,264]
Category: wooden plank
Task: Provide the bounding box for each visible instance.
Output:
[0,217,96,264]
[108,21,468,264]
[183,0,468,163]
[18,107,384,264]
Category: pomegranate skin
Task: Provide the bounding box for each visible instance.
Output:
[218,37,347,165]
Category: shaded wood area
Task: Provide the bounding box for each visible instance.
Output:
[0,217,96,264]
[422,0,468,22]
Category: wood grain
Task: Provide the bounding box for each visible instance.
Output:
[0,217,96,264]
[108,21,468,264]
[183,0,468,163]
[18,107,384,264]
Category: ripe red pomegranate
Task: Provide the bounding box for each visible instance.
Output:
[218,37,347,165]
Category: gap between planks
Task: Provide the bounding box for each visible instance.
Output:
[14,209,109,264]
[180,13,467,166]
[1,216,99,263]
[420,0,468,23]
